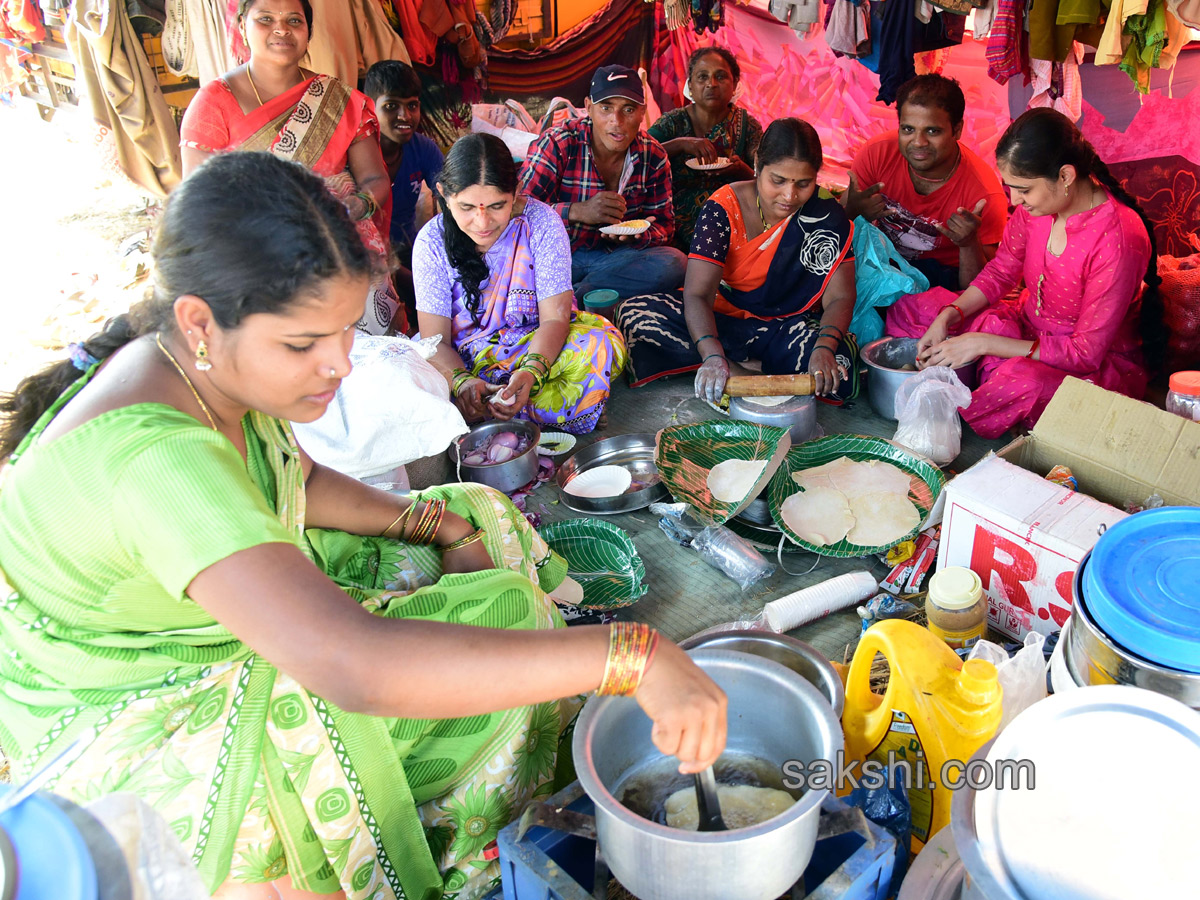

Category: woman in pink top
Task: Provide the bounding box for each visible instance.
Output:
[886,108,1163,439]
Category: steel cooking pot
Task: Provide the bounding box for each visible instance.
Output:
[679,629,845,717]
[573,648,843,900]
[861,336,977,421]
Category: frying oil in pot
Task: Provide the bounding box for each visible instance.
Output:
[616,752,803,826]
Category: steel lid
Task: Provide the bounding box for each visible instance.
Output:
[1082,507,1200,673]
[0,828,15,900]
[965,686,1200,900]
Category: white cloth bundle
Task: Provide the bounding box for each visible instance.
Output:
[292,334,468,480]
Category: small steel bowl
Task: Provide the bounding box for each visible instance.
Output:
[448,420,541,494]
[729,395,820,444]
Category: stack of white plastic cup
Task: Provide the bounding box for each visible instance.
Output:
[762,571,878,632]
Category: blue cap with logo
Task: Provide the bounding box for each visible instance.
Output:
[589,65,644,104]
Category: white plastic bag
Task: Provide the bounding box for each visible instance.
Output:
[892,366,972,466]
[968,631,1048,733]
[292,334,468,479]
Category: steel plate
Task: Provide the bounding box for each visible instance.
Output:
[556,433,669,515]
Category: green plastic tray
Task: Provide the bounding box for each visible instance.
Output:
[655,419,791,526]
[540,519,647,610]
[767,434,945,558]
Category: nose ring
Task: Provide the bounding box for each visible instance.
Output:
[329,368,337,377]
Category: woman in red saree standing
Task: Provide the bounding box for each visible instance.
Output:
[179,0,403,335]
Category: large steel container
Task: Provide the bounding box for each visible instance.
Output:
[573,648,843,900]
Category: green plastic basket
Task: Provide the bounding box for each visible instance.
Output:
[767,434,945,558]
[655,419,791,526]
[539,519,647,610]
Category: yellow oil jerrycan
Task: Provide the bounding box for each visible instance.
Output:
[841,619,1002,853]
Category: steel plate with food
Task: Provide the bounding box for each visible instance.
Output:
[556,433,668,514]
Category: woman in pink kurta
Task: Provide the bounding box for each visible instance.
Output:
[886,108,1161,439]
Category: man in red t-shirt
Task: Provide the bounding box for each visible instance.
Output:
[843,74,1008,291]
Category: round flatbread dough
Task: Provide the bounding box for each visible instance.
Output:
[845,490,921,547]
[780,486,856,546]
[707,458,769,503]
[665,783,796,831]
[792,456,910,501]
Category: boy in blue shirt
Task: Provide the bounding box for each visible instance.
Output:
[364,60,444,265]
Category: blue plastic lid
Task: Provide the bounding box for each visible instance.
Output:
[1083,507,1200,674]
[0,786,97,900]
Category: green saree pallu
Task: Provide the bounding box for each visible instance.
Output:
[0,367,573,900]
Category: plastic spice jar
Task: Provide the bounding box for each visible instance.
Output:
[1166,371,1200,422]
[925,567,987,651]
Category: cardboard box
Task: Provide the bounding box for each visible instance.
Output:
[937,378,1200,640]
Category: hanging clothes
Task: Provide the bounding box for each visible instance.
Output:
[1095,0,1189,92]
[304,0,410,82]
[1028,43,1083,119]
[769,0,821,36]
[1027,0,1073,61]
[826,0,871,57]
[985,0,1027,84]
[161,0,236,85]
[67,0,181,196]
[692,0,724,33]
[972,0,999,38]
[389,0,435,65]
[876,4,956,104]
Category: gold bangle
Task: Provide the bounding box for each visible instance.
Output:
[441,527,485,553]
[379,505,412,538]
[597,622,658,696]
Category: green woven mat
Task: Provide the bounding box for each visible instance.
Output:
[540,519,647,610]
[654,420,791,526]
[767,434,945,558]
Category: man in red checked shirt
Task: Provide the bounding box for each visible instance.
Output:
[842,74,1009,291]
[518,64,687,300]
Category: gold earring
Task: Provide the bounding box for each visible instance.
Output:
[195,341,212,372]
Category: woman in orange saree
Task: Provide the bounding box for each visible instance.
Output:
[179,0,403,334]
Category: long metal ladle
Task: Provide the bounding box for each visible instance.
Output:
[693,765,727,831]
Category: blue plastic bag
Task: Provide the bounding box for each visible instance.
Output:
[846,765,912,895]
[849,217,930,346]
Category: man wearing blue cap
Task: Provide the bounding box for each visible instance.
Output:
[519,64,686,300]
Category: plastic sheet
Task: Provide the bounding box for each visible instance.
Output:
[86,793,209,900]
[857,592,922,632]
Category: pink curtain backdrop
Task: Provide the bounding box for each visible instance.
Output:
[654,3,1011,186]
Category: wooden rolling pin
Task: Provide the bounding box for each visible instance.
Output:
[724,374,815,397]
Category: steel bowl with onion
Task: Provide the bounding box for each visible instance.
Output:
[573,648,843,900]
[447,420,540,494]
[862,336,977,421]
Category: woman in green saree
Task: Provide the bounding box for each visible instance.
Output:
[0,152,726,900]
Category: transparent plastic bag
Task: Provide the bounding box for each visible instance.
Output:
[653,503,774,590]
[892,366,972,466]
[692,525,775,590]
[968,631,1048,732]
